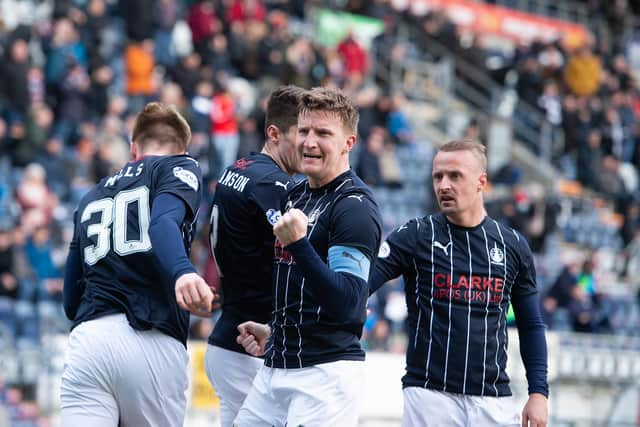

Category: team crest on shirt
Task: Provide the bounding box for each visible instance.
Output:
[490,242,504,265]
[308,208,321,225]
[266,209,282,225]
[378,241,391,258]
[173,167,198,191]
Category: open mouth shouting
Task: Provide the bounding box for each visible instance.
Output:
[439,194,455,205]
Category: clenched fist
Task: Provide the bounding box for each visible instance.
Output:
[237,321,271,356]
[273,208,308,246]
[175,272,219,317]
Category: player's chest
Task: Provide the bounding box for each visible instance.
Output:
[289,193,335,252]
[416,230,520,284]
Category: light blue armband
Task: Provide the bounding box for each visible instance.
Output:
[328,245,370,281]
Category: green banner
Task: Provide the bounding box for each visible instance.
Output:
[315,9,384,48]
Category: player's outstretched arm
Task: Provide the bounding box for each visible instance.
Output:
[521,393,548,427]
[149,193,219,316]
[236,321,271,356]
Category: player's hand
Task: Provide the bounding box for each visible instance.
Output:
[175,272,218,316]
[521,393,547,427]
[236,321,271,356]
[273,208,308,246]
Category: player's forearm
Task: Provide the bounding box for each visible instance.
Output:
[513,292,549,397]
[286,238,368,323]
[63,238,84,320]
[149,193,197,283]
[369,268,393,295]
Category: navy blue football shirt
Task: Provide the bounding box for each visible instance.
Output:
[70,155,202,345]
[208,152,294,354]
[373,213,538,396]
[265,170,382,369]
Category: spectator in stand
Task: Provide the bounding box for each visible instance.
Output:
[387,95,415,145]
[210,80,239,175]
[44,18,88,105]
[53,60,91,145]
[337,30,368,77]
[228,0,267,24]
[357,127,384,187]
[538,81,562,128]
[125,39,156,115]
[257,11,290,82]
[1,38,31,126]
[564,42,601,97]
[187,0,222,59]
[153,0,181,67]
[170,52,203,100]
[24,225,63,304]
[542,261,581,328]
[123,0,154,42]
[36,137,72,202]
[15,164,58,234]
[577,129,605,192]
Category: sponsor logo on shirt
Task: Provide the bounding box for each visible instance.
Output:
[434,240,452,256]
[275,181,289,190]
[266,209,282,225]
[173,167,199,191]
[274,238,295,264]
[433,273,505,304]
[378,241,391,258]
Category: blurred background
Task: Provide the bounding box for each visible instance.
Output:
[1,0,640,425]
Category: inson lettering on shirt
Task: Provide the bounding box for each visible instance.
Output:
[218,169,251,192]
[375,213,538,397]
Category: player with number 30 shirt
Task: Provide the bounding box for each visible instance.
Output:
[60,103,215,427]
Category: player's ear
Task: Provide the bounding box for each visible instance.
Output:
[266,124,280,145]
[342,134,356,155]
[478,172,487,192]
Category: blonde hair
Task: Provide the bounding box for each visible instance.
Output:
[299,87,359,134]
[437,139,487,172]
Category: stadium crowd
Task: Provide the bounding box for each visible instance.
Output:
[0,0,639,423]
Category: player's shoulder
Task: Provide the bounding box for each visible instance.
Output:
[249,154,293,186]
[76,181,105,210]
[151,154,200,171]
[150,154,201,190]
[484,216,532,256]
[286,177,309,197]
[485,216,525,243]
[334,171,376,203]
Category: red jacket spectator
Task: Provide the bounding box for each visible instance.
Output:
[187,1,219,44]
[210,92,238,135]
[227,0,266,23]
[337,32,368,76]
